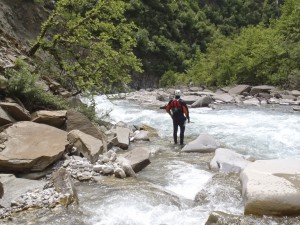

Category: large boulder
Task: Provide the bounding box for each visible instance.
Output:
[0,174,46,208]
[121,147,151,173]
[0,121,68,172]
[210,148,254,173]
[31,110,67,128]
[240,159,300,216]
[66,110,104,140]
[67,129,103,163]
[181,134,220,153]
[0,102,31,121]
[191,96,213,108]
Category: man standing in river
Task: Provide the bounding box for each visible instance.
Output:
[166,90,190,145]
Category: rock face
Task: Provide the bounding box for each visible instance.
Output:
[181,134,220,153]
[0,0,49,46]
[0,174,46,208]
[240,159,300,216]
[0,121,68,172]
[67,129,103,163]
[210,148,253,173]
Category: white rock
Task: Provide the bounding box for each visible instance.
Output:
[210,148,253,173]
[240,159,300,216]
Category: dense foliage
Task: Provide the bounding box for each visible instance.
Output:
[29,0,142,94]
[31,0,299,91]
[126,0,215,87]
[181,0,300,88]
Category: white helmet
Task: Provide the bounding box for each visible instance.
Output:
[174,89,181,96]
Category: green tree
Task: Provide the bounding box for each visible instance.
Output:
[29,0,142,94]
[127,0,215,87]
[275,0,300,88]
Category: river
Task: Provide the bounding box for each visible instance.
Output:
[4,95,300,225]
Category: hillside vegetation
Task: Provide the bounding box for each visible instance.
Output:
[3,0,300,100]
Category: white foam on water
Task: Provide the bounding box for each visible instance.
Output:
[83,191,208,225]
[164,160,213,200]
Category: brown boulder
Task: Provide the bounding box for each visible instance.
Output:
[66,110,101,139]
[0,121,68,172]
[67,129,104,163]
[31,110,67,128]
[0,102,31,121]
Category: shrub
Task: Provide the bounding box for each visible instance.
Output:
[6,60,68,112]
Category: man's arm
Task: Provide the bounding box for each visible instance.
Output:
[166,100,173,118]
[181,100,190,123]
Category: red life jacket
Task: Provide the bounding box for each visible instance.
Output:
[170,99,182,108]
[170,99,183,115]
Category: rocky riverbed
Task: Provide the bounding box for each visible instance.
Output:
[1,85,300,224]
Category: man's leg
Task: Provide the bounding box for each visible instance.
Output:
[179,122,185,145]
[173,120,178,144]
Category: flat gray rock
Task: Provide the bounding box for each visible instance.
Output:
[0,174,46,208]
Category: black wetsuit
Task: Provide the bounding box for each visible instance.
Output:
[166,98,189,145]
